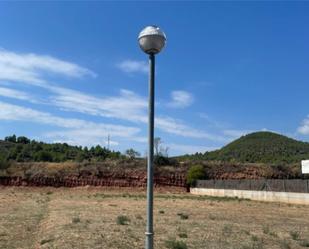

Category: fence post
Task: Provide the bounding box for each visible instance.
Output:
[283,179,286,192]
[265,179,267,191]
[307,180,309,193]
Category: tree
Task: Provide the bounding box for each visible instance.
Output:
[1,135,123,162]
[125,148,140,159]
[5,135,16,143]
[35,151,53,162]
[154,137,162,156]
[154,137,169,157]
[160,145,169,157]
[17,136,30,144]
[186,165,206,187]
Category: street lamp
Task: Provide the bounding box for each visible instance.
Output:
[138,25,166,249]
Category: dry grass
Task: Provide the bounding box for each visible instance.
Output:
[0,187,308,249]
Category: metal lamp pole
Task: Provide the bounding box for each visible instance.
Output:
[146,52,155,249]
[138,26,166,249]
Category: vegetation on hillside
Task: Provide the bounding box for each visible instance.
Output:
[180,132,309,164]
[0,135,122,164]
[0,135,175,168]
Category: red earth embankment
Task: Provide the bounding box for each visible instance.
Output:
[0,160,304,190]
[0,173,186,188]
[0,160,187,189]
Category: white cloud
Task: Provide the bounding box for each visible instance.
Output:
[298,116,309,135]
[0,48,228,144]
[0,49,96,84]
[0,86,37,102]
[223,129,251,138]
[49,87,148,123]
[0,101,141,147]
[168,90,194,108]
[167,143,218,155]
[116,59,148,73]
[198,112,228,129]
[48,87,226,142]
[156,116,227,142]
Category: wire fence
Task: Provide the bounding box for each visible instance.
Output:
[196,179,309,193]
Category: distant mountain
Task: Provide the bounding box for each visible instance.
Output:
[184,132,309,163]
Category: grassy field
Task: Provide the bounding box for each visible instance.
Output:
[0,187,308,249]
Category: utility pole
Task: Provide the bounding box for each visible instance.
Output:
[107,134,110,150]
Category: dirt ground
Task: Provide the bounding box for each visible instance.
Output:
[0,187,308,249]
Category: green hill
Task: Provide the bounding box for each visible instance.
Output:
[188,131,309,163]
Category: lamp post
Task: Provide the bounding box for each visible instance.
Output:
[138,25,166,249]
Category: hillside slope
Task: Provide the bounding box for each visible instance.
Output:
[201,132,309,163]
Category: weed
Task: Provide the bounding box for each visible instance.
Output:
[177,213,189,220]
[178,232,188,238]
[280,240,291,249]
[116,215,130,225]
[159,210,165,214]
[222,224,232,235]
[135,214,143,220]
[289,231,300,240]
[165,239,188,249]
[72,217,80,223]
[299,240,309,247]
[263,226,270,235]
[242,229,250,235]
[251,235,259,242]
[241,240,264,249]
[40,238,54,245]
[263,225,277,237]
[208,214,216,220]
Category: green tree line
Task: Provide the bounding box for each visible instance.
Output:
[0,135,123,163]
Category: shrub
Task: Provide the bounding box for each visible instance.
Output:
[135,214,143,220]
[222,224,232,235]
[154,155,177,166]
[116,215,130,225]
[299,240,309,247]
[72,217,80,223]
[178,232,188,238]
[177,213,189,220]
[35,151,53,162]
[0,157,10,170]
[251,235,259,242]
[208,214,216,220]
[40,238,54,245]
[165,239,188,249]
[125,148,140,159]
[290,231,300,240]
[263,226,270,234]
[186,165,205,187]
[280,240,291,249]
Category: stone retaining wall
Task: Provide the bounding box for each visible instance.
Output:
[190,187,309,205]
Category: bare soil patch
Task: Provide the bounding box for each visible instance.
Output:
[0,187,308,249]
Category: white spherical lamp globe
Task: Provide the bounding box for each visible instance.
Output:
[138,25,166,54]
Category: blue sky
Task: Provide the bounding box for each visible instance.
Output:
[0,2,308,156]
